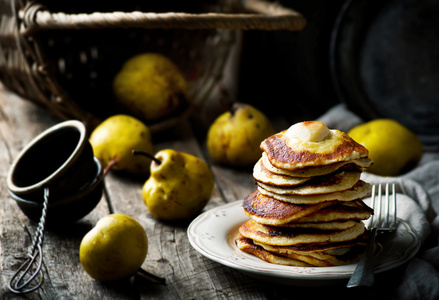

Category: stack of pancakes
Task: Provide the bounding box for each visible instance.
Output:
[236,121,374,267]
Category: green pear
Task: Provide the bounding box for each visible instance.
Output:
[348,118,423,176]
[137,149,214,221]
[113,53,188,122]
[89,114,154,175]
[207,102,275,167]
[79,214,148,282]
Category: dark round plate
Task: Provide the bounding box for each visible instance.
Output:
[330,0,439,150]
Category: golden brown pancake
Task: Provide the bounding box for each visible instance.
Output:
[236,235,366,267]
[258,180,372,204]
[242,191,372,225]
[253,157,311,187]
[253,233,369,253]
[293,200,373,223]
[254,241,366,266]
[260,121,369,171]
[236,235,313,267]
[256,171,361,195]
[261,152,373,178]
[239,219,366,246]
[277,220,359,230]
[242,190,334,225]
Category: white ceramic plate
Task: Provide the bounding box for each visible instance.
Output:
[188,200,421,286]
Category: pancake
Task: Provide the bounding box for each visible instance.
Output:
[258,180,372,204]
[254,241,366,266]
[255,243,334,266]
[237,235,366,267]
[239,219,366,246]
[293,200,373,223]
[252,234,369,253]
[261,152,373,178]
[242,190,334,225]
[253,157,311,187]
[242,191,372,225]
[256,171,361,195]
[235,235,313,267]
[277,220,359,230]
[260,121,369,171]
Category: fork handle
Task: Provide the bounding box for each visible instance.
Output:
[346,228,377,288]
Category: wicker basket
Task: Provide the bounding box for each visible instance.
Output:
[0,0,306,132]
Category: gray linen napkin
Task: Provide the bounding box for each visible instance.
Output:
[319,104,439,300]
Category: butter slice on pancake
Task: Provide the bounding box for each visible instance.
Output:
[257,171,361,195]
[261,152,373,178]
[239,219,365,246]
[258,180,372,204]
[261,121,369,171]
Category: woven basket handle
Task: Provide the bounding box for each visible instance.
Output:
[21,0,306,33]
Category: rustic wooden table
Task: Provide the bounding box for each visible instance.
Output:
[0,86,402,299]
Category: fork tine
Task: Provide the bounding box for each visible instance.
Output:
[375,184,383,228]
[391,183,397,229]
[367,184,397,229]
[384,183,390,227]
[375,183,397,230]
[367,185,376,228]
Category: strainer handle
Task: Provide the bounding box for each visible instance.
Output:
[20,0,306,33]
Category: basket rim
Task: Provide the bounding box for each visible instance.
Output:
[19,0,306,34]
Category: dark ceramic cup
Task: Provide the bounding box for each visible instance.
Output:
[10,157,104,225]
[7,120,97,202]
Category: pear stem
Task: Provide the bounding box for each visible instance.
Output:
[137,268,166,285]
[132,150,161,165]
[103,157,118,176]
[218,85,236,114]
[230,102,240,117]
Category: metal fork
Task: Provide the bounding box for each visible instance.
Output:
[347,183,397,288]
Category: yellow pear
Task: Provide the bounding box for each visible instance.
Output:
[138,149,214,221]
[207,103,275,167]
[89,114,154,175]
[79,214,148,282]
[113,53,188,122]
[348,119,423,176]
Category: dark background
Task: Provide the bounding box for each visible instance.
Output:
[237,0,346,122]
